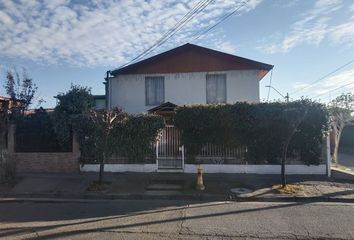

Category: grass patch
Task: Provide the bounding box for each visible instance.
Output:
[87,181,110,192]
[273,184,304,194]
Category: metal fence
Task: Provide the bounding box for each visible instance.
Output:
[156,125,246,168]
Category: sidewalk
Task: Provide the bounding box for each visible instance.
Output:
[0,170,353,202]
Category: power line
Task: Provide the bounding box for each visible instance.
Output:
[312,81,354,100]
[290,59,354,95]
[191,0,250,41]
[118,0,214,69]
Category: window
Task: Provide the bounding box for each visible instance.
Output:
[145,76,165,106]
[206,74,226,104]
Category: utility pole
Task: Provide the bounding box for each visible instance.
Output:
[285,93,289,103]
[265,85,290,103]
[104,71,111,109]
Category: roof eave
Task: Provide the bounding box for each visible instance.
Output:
[111,43,274,76]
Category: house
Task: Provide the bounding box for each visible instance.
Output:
[0,96,25,111]
[81,46,331,174]
[93,95,106,110]
[105,43,273,113]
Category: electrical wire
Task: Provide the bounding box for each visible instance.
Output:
[191,0,250,41]
[290,59,354,96]
[118,0,214,69]
[312,81,354,100]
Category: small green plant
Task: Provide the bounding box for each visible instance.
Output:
[87,181,110,192]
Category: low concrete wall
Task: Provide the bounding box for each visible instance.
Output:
[184,164,327,174]
[8,125,80,173]
[80,163,327,175]
[81,164,156,173]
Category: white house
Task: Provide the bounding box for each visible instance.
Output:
[106,43,273,113]
[81,44,330,174]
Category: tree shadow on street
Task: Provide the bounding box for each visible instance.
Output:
[1,188,354,239]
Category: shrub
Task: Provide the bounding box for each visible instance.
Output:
[53,85,95,145]
[115,114,165,163]
[77,113,165,163]
[174,100,328,165]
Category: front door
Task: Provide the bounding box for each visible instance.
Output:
[156,125,184,171]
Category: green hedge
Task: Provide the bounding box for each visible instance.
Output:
[174,100,328,165]
[77,114,164,163]
[114,115,165,163]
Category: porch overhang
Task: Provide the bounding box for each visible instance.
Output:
[147,102,178,115]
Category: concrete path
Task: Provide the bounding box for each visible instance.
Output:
[0,200,353,239]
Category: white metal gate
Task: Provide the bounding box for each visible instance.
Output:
[156,125,184,170]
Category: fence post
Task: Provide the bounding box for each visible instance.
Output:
[72,132,80,157]
[326,135,331,177]
[181,145,185,171]
[156,139,159,171]
[7,124,15,154]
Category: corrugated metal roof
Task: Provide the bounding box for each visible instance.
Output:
[111,43,273,76]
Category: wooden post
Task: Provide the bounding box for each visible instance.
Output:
[72,132,80,157]
[326,135,331,177]
[7,124,15,154]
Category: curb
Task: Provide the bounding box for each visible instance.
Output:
[1,193,353,203]
[0,192,224,202]
[332,167,354,176]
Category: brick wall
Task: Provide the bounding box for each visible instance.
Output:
[8,125,80,173]
[13,153,79,173]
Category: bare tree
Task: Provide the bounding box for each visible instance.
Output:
[280,107,308,187]
[87,108,127,185]
[4,69,38,109]
[329,93,354,164]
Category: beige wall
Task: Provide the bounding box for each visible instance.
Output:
[108,70,260,113]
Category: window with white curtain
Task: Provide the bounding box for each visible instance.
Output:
[206,74,226,104]
[145,76,165,106]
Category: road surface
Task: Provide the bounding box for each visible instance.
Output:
[0,200,353,239]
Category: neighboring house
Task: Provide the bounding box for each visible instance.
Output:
[106,43,273,113]
[93,95,106,110]
[0,96,25,111]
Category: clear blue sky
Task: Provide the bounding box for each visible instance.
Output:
[0,0,353,108]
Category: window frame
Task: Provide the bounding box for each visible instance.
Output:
[206,73,227,104]
[145,76,165,106]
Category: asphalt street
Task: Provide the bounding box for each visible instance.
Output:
[0,200,353,239]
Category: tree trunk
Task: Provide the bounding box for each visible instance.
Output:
[332,124,343,165]
[280,109,308,188]
[0,115,8,151]
[98,153,105,185]
[0,132,6,151]
[98,162,104,185]
[281,143,289,188]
